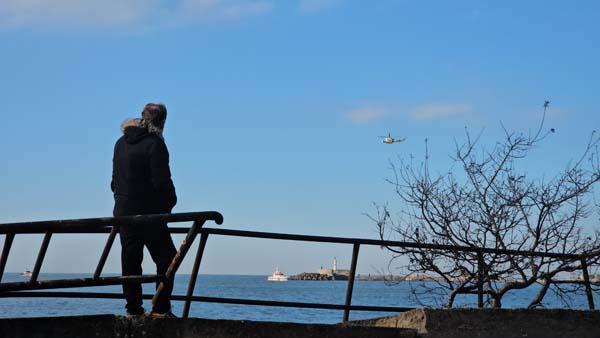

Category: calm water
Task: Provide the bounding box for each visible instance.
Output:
[0,273,598,323]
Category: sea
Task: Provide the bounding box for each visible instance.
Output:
[0,273,598,323]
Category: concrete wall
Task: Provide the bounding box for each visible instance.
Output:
[3,309,599,338]
[0,315,417,338]
[349,308,600,338]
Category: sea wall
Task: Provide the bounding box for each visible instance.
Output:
[3,309,599,338]
[0,315,417,338]
[349,308,600,338]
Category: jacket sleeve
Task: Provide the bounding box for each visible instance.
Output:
[149,139,177,211]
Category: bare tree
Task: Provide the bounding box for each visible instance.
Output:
[371,103,600,308]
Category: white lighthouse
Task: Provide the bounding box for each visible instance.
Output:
[318,257,350,278]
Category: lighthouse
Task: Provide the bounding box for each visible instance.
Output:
[333,257,337,272]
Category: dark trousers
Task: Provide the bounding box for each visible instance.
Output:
[114,197,177,314]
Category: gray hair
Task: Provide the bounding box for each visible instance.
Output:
[141,103,167,139]
[141,119,164,139]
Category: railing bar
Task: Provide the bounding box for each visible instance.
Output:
[0,275,161,292]
[551,280,600,285]
[343,243,360,322]
[199,228,583,260]
[93,227,118,279]
[0,233,15,283]
[94,226,117,279]
[477,252,484,308]
[0,220,590,261]
[0,291,414,312]
[580,258,595,310]
[181,296,411,312]
[0,212,223,229]
[0,227,194,235]
[182,232,210,318]
[30,232,52,284]
[152,220,205,308]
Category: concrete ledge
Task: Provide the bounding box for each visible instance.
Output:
[0,315,417,338]
[349,308,600,338]
[5,308,598,338]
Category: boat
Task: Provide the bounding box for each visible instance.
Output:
[21,270,32,277]
[267,267,288,282]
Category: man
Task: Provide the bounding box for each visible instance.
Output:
[111,103,178,317]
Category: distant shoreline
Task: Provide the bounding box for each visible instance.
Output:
[5,272,402,279]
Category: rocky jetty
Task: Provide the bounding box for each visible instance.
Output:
[288,272,348,280]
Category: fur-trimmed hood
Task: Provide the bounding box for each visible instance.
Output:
[120,118,164,142]
[120,118,149,144]
[120,118,143,132]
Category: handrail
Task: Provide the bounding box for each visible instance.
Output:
[0,212,598,322]
[0,212,223,234]
[0,275,161,292]
[199,228,587,260]
[0,223,589,260]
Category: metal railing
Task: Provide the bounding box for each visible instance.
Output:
[0,212,223,315]
[0,212,598,322]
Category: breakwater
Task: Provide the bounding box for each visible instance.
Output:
[287,273,405,281]
[288,272,348,280]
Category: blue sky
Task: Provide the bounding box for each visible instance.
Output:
[0,0,599,275]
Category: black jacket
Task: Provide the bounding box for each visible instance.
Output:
[111,126,177,214]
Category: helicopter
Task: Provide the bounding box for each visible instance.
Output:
[379,133,406,144]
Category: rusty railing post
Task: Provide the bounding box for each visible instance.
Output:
[152,220,205,308]
[30,231,53,284]
[477,252,484,308]
[182,231,210,318]
[343,242,360,322]
[94,226,117,279]
[0,233,15,283]
[580,257,595,310]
